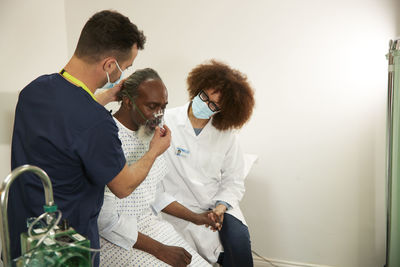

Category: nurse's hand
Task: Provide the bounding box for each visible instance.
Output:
[149,125,171,156]
[96,79,125,106]
[157,245,192,267]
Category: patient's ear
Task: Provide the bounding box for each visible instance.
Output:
[122,96,132,110]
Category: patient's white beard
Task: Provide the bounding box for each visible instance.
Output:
[137,124,154,144]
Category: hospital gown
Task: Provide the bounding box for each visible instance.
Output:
[98,118,210,267]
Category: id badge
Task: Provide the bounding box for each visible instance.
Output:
[175,147,190,158]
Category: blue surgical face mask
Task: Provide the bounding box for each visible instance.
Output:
[102,60,124,89]
[192,95,217,119]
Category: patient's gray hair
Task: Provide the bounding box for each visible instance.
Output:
[117,68,162,101]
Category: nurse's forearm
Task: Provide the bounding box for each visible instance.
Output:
[107,150,158,198]
[108,127,170,198]
[126,149,158,189]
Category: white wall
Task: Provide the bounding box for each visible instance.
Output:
[0,0,68,179]
[397,0,400,37]
[1,0,399,266]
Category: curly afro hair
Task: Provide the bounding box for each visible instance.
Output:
[187,60,255,131]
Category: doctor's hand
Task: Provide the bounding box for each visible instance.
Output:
[149,125,171,157]
[208,204,227,231]
[193,211,220,231]
[156,244,192,267]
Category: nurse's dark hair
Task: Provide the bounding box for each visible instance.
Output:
[187,60,255,131]
[74,10,146,63]
[117,68,162,102]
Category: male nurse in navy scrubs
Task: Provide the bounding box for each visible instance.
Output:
[8,10,171,266]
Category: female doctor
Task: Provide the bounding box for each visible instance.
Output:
[160,60,255,267]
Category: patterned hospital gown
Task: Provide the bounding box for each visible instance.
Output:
[99,118,210,267]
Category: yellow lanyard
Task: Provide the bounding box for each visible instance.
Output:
[59,69,97,101]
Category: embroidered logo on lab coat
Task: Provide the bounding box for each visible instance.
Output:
[176,147,190,157]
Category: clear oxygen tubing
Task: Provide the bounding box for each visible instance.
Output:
[123,92,165,128]
[22,210,62,266]
[22,209,101,267]
[125,92,147,121]
[0,165,56,267]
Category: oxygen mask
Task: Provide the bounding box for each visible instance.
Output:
[145,110,164,131]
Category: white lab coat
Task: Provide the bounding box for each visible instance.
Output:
[160,103,247,263]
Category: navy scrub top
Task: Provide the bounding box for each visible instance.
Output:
[8,73,126,264]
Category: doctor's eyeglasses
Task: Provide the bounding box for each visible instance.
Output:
[198,90,220,112]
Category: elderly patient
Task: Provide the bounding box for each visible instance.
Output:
[98,68,213,267]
